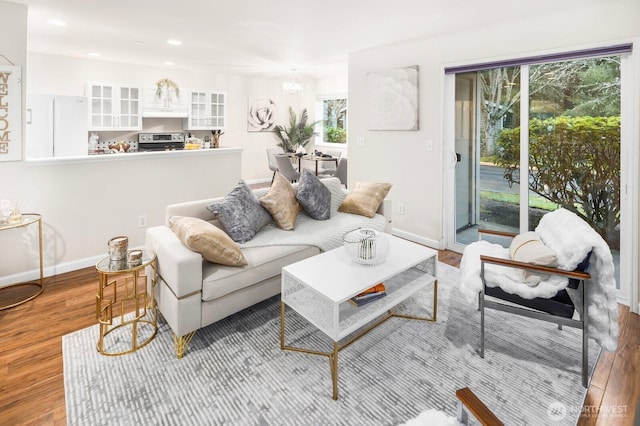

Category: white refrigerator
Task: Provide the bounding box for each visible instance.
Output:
[26,95,88,158]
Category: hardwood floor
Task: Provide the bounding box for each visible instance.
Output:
[0,250,637,425]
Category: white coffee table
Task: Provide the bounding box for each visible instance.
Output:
[280,235,438,399]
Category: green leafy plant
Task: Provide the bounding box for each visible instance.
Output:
[325,126,347,143]
[495,116,620,247]
[273,107,319,152]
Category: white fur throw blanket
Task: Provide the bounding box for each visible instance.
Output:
[239,177,387,252]
[460,208,618,351]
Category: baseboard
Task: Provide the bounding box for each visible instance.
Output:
[391,228,441,250]
[245,177,271,185]
[0,245,143,288]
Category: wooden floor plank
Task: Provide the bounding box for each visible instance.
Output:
[0,250,637,425]
[592,308,640,426]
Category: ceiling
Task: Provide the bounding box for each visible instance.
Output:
[10,0,580,80]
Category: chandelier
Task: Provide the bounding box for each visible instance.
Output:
[282,67,303,95]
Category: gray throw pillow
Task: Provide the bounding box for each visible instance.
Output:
[296,169,331,220]
[206,181,272,243]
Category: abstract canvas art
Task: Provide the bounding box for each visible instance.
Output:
[247,98,276,132]
[366,65,419,131]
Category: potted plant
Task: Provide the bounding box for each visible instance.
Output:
[273,107,319,152]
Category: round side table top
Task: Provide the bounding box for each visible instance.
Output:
[0,213,41,231]
[96,250,156,273]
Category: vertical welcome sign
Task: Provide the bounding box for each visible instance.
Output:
[0,65,22,162]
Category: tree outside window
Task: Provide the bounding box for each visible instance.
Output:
[322,98,347,144]
[480,57,621,247]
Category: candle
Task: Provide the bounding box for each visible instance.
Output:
[108,236,128,261]
[127,249,143,266]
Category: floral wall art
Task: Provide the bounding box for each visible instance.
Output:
[0,65,22,161]
[366,65,419,131]
[247,98,276,132]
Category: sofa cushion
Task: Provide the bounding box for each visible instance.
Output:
[206,180,272,243]
[201,245,320,301]
[296,169,331,220]
[168,216,247,266]
[338,181,392,218]
[259,173,301,230]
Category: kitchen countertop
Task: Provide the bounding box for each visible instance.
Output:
[25,146,242,166]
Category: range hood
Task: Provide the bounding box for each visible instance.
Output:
[142,87,188,118]
[142,108,188,118]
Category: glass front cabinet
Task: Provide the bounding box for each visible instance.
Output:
[186,91,225,130]
[87,82,142,131]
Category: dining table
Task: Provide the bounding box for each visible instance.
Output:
[303,155,339,176]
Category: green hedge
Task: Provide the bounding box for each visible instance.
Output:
[325,127,347,143]
[495,116,620,246]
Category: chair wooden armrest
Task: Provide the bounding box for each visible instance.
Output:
[477,228,518,239]
[455,387,504,426]
[479,255,591,280]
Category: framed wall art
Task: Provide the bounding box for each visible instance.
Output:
[247,98,276,132]
[366,65,419,131]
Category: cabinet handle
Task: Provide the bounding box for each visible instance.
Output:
[26,108,32,124]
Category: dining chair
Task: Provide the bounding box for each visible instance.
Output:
[274,153,301,183]
[333,157,347,188]
[317,149,341,176]
[266,147,284,185]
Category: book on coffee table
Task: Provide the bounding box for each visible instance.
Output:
[356,283,386,297]
[349,290,387,307]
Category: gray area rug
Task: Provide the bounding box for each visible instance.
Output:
[63,263,598,425]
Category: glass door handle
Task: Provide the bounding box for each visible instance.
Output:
[449,151,458,166]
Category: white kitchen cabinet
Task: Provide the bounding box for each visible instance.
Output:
[186,91,225,130]
[87,82,142,131]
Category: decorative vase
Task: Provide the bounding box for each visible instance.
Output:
[8,210,22,225]
[88,133,99,154]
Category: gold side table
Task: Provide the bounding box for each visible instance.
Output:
[0,213,44,310]
[95,250,158,356]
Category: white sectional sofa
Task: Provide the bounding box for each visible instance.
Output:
[146,177,392,357]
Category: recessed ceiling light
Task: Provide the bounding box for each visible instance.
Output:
[164,61,175,66]
[88,52,101,57]
[48,19,67,26]
[135,41,145,45]
[166,39,182,46]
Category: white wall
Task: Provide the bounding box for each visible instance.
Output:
[0,1,325,284]
[347,1,640,305]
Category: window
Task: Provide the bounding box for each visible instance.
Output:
[317,97,347,144]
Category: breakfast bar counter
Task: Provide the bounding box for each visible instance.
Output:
[25,146,242,166]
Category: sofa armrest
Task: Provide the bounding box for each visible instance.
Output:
[146,226,203,299]
[377,198,393,233]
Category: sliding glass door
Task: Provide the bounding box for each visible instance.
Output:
[446,47,631,301]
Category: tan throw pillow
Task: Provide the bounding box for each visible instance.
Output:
[259,174,301,230]
[169,216,247,266]
[338,182,392,218]
[509,231,558,286]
